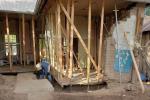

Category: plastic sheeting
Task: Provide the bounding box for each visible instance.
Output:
[0,0,38,13]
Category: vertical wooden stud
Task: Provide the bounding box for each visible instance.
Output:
[22,14,26,66]
[19,18,23,64]
[57,2,63,78]
[32,16,36,67]
[6,14,12,70]
[98,0,104,80]
[69,0,74,78]
[87,0,91,83]
[66,0,71,76]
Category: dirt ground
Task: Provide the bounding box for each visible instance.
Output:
[0,75,150,100]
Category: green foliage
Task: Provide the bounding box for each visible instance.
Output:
[145,7,150,16]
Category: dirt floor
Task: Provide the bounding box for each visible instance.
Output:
[0,74,150,100]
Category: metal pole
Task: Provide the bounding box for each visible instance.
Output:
[114,3,122,85]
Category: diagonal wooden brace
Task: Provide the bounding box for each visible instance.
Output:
[58,0,98,71]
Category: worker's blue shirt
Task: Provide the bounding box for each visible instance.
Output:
[39,58,51,81]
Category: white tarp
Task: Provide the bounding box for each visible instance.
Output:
[112,10,137,50]
[0,0,38,13]
[126,0,150,3]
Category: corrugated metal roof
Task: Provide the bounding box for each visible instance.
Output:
[0,0,38,13]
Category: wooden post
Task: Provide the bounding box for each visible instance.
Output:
[55,9,58,71]
[57,2,63,78]
[98,0,104,80]
[135,4,145,45]
[87,0,91,83]
[32,16,36,67]
[59,0,99,72]
[22,14,26,66]
[6,14,12,70]
[19,18,23,64]
[49,13,52,64]
[66,0,71,74]
[51,14,55,67]
[69,0,74,78]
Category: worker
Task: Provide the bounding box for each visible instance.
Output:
[35,48,52,81]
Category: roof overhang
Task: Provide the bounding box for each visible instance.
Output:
[0,0,42,14]
[126,0,150,3]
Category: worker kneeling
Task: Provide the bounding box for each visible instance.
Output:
[36,61,52,81]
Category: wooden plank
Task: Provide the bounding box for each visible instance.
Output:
[6,14,12,71]
[124,33,145,93]
[69,0,74,78]
[87,0,91,83]
[32,16,36,67]
[19,18,23,64]
[22,14,26,66]
[98,0,104,80]
[59,0,99,73]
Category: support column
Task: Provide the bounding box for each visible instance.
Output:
[69,0,74,78]
[19,18,23,64]
[66,0,71,74]
[87,0,91,83]
[98,0,104,80]
[6,14,12,70]
[22,14,26,66]
[57,2,63,78]
[32,16,36,67]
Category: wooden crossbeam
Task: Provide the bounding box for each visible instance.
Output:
[32,16,36,67]
[98,0,104,80]
[58,0,99,72]
[6,14,12,70]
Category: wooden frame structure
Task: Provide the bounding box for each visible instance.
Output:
[0,13,37,72]
[43,0,104,87]
[40,1,146,92]
[0,0,147,93]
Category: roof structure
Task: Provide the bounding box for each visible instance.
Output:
[126,0,150,3]
[0,0,39,14]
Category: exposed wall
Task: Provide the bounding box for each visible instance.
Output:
[104,8,137,82]
[0,17,34,64]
